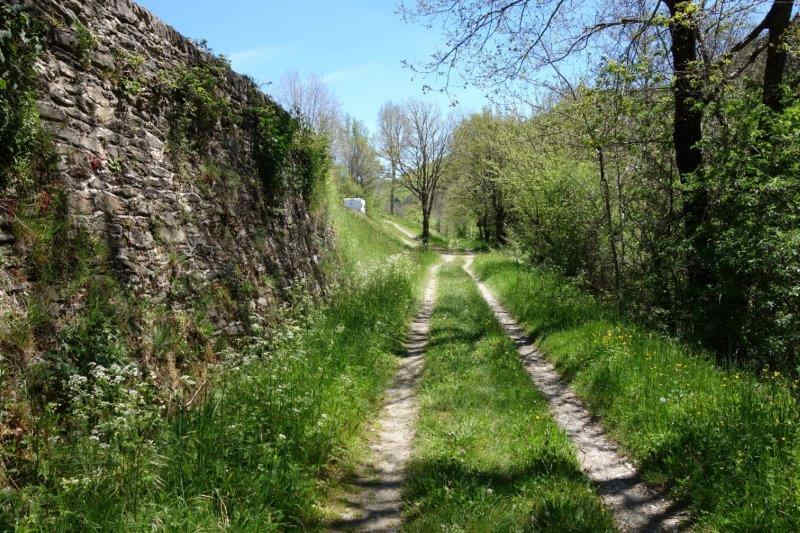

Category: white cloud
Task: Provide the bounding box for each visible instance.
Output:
[228,46,282,68]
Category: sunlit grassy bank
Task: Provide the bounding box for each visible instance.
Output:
[1,188,433,531]
[472,253,800,531]
[404,263,615,532]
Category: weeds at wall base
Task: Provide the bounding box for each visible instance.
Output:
[1,192,429,530]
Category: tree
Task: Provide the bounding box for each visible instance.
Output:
[340,116,381,191]
[398,100,452,244]
[401,0,798,288]
[276,71,341,138]
[446,110,509,245]
[377,102,408,215]
[402,0,799,353]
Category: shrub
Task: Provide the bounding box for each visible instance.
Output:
[248,102,329,206]
[0,4,54,195]
[248,103,297,203]
[166,63,231,153]
[695,93,800,368]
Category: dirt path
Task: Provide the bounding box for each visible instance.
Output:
[387,221,418,248]
[329,261,443,531]
[460,255,689,532]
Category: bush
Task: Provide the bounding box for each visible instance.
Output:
[248,103,329,206]
[695,94,800,368]
[0,4,54,195]
[166,63,232,153]
[248,103,297,202]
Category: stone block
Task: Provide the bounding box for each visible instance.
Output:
[37,101,67,123]
[100,191,125,215]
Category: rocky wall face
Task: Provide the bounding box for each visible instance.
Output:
[15,0,327,318]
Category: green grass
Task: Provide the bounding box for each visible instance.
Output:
[446,235,488,252]
[403,263,615,532]
[1,183,434,531]
[382,214,487,251]
[330,191,413,264]
[472,253,800,532]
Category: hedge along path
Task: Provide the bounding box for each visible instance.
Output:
[460,255,690,533]
[329,259,447,531]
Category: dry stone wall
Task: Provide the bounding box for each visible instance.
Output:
[7,0,328,327]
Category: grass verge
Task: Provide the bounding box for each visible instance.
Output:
[1,194,433,531]
[472,253,800,531]
[404,263,615,532]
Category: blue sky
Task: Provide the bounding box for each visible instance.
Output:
[136,0,490,134]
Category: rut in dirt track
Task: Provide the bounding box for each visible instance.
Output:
[460,255,690,533]
[329,262,443,532]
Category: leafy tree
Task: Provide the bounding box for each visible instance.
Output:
[402,0,798,298]
[340,116,381,191]
[695,86,800,366]
[398,100,452,244]
[377,102,408,215]
[446,110,509,245]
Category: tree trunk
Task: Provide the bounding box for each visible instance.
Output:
[389,163,396,215]
[493,186,506,245]
[667,2,710,304]
[421,208,431,245]
[598,148,621,301]
[763,2,795,112]
[614,151,625,277]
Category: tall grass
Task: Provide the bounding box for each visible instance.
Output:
[473,253,800,531]
[1,187,433,530]
[404,264,615,531]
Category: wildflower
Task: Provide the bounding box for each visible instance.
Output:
[659,397,667,403]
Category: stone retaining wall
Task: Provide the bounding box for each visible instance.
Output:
[4,0,328,329]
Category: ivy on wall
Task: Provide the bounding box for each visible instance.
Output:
[0,4,56,196]
[248,102,330,206]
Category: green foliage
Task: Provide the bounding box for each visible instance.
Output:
[71,21,96,65]
[27,276,129,413]
[405,264,615,531]
[290,127,330,203]
[0,4,54,195]
[444,110,510,246]
[111,51,146,99]
[249,103,329,205]
[692,95,800,368]
[17,193,97,286]
[248,102,298,202]
[1,184,434,530]
[166,63,231,153]
[473,254,800,531]
[443,58,800,368]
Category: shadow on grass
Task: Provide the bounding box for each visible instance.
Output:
[404,456,615,532]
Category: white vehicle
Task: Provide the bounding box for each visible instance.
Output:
[343,197,366,214]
